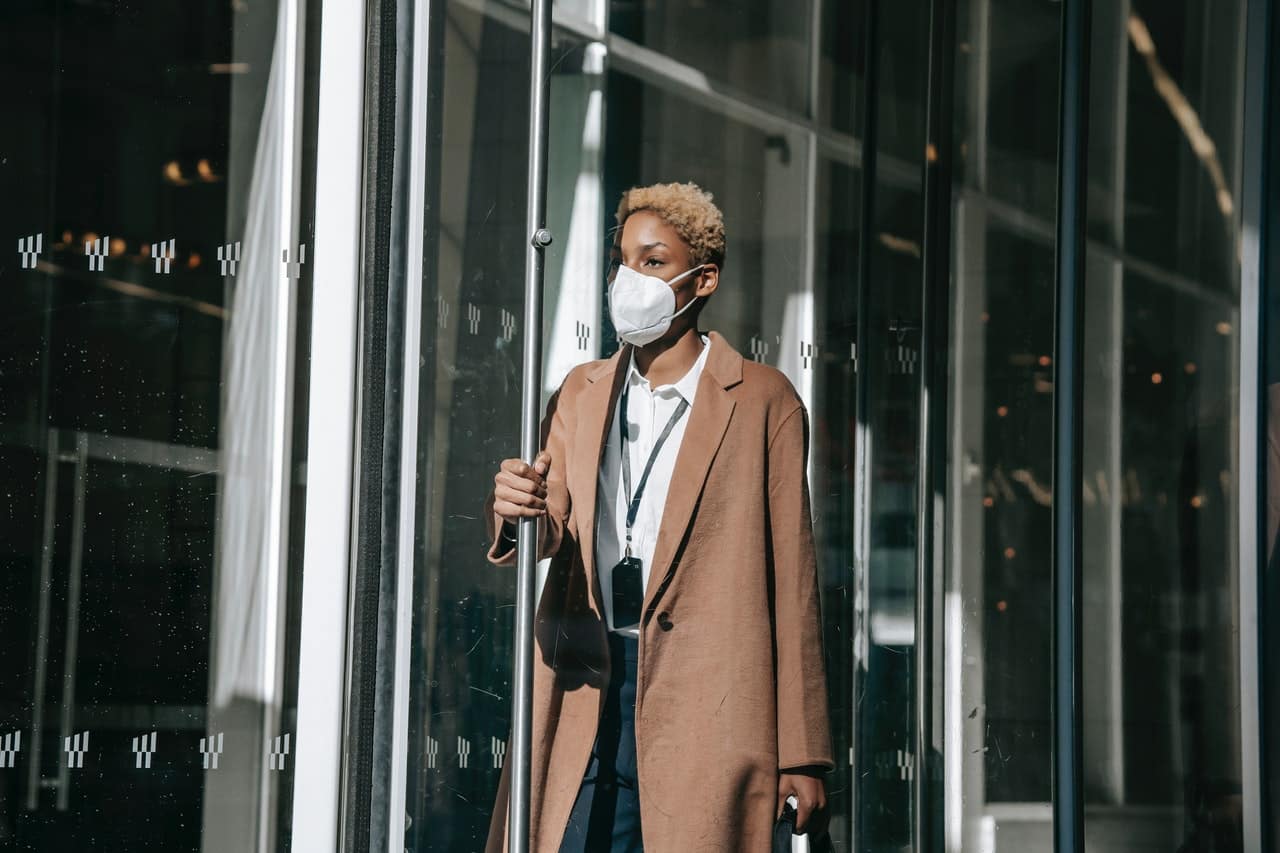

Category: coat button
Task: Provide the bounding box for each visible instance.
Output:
[657,611,674,631]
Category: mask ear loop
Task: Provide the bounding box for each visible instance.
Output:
[669,264,707,319]
[666,263,706,287]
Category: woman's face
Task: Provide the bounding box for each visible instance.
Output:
[608,210,719,339]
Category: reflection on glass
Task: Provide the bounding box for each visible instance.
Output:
[403,6,531,847]
[609,0,813,111]
[849,0,932,848]
[1081,2,1246,851]
[947,0,1250,850]
[818,0,868,135]
[945,0,1060,849]
[813,157,862,849]
[0,2,315,850]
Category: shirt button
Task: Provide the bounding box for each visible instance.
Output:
[657,612,674,631]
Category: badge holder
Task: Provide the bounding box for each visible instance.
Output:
[611,547,644,629]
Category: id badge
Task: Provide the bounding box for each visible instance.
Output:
[610,555,644,628]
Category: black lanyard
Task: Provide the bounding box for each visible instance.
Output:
[619,381,689,557]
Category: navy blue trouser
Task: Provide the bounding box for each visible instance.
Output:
[558,632,643,853]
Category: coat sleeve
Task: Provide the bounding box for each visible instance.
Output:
[483,374,577,566]
[768,402,835,771]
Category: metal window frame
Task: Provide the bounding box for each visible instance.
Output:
[1051,2,1090,852]
[1262,0,1280,843]
[848,1,879,848]
[916,1,958,850]
[289,0,369,849]
[339,0,417,848]
[1239,1,1274,852]
[384,0,434,845]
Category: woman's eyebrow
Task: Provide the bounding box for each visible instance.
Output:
[639,241,668,252]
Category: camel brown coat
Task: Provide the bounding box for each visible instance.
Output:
[483,331,833,852]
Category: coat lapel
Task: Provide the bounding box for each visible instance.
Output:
[571,346,630,616]
[643,331,744,610]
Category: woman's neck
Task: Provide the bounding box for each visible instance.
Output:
[633,326,705,386]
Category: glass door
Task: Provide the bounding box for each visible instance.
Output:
[7,430,223,848]
[391,1,948,850]
[0,2,321,849]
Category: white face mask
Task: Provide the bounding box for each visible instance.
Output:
[607,263,704,346]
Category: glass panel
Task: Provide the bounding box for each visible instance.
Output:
[401,3,595,848]
[402,3,877,846]
[608,0,813,113]
[976,9,1062,224]
[818,0,869,135]
[944,0,1061,850]
[852,1,931,849]
[553,0,603,32]
[814,155,863,849]
[0,2,317,848]
[603,12,935,847]
[1082,2,1246,850]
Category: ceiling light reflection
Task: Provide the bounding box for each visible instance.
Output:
[1128,13,1234,217]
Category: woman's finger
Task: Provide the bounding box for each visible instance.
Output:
[495,469,546,497]
[494,501,544,519]
[794,798,813,833]
[500,457,546,486]
[494,485,546,510]
[497,468,547,495]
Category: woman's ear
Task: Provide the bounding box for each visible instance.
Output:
[696,264,719,298]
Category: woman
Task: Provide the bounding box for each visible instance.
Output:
[485,181,832,851]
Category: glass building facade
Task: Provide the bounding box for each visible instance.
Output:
[1,0,1278,851]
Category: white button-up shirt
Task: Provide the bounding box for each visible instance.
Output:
[595,334,711,636]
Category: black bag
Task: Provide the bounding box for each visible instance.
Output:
[772,801,833,853]
[772,802,798,853]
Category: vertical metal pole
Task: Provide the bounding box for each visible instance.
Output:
[1052,0,1089,850]
[511,0,553,850]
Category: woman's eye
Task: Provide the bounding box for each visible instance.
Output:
[644,257,663,267]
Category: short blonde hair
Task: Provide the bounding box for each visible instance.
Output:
[614,181,726,269]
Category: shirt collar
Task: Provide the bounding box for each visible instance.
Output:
[626,333,712,405]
